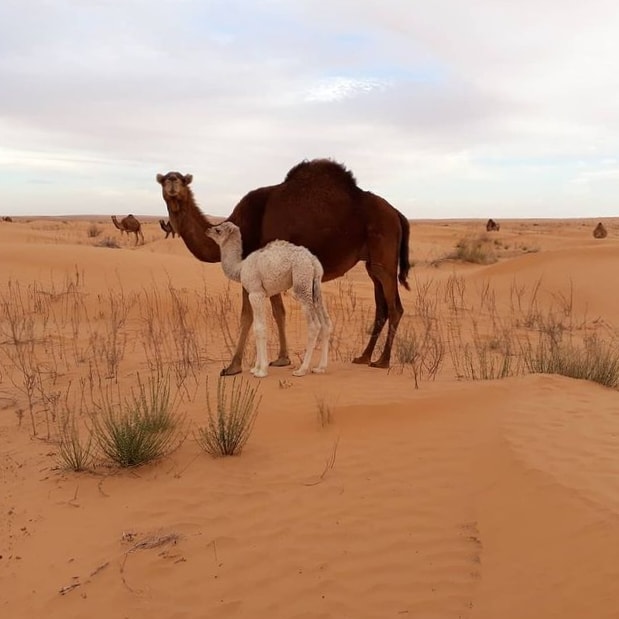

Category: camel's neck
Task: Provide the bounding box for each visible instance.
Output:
[218,236,243,283]
[165,191,221,263]
[112,217,122,230]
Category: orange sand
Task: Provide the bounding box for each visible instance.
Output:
[2,216,619,618]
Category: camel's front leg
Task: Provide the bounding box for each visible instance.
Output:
[269,294,291,367]
[221,289,253,376]
[249,292,269,378]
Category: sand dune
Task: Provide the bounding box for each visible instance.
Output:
[2,217,619,618]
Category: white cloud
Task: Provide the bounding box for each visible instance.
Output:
[304,77,389,102]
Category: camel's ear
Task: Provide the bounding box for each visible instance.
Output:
[156,173,164,184]
[183,174,193,185]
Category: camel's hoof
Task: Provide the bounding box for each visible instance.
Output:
[253,370,268,378]
[270,357,292,367]
[220,365,242,376]
[311,367,326,374]
[369,360,390,369]
[292,369,308,377]
[352,355,371,365]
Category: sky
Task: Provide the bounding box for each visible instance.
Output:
[2,0,619,219]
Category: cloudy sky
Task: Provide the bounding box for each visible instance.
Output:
[2,0,619,219]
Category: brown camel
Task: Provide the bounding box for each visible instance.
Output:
[159,219,176,238]
[111,214,144,245]
[593,222,608,239]
[157,158,411,376]
[486,218,500,232]
[1,216,12,222]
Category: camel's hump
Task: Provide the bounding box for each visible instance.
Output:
[284,158,358,189]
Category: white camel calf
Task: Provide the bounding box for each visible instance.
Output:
[206,222,332,378]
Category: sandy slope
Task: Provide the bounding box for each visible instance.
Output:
[2,216,619,618]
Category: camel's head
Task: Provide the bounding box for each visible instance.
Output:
[205,221,239,246]
[156,172,193,213]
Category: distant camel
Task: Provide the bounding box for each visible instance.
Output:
[207,222,332,378]
[111,214,144,245]
[159,219,176,238]
[1,216,12,222]
[486,218,500,232]
[157,158,410,375]
[593,222,608,239]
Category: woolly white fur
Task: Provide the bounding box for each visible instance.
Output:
[206,221,332,378]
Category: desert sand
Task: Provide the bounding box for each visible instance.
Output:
[2,215,619,618]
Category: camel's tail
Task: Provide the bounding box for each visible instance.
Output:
[397,210,411,291]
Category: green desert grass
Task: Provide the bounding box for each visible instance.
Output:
[89,372,184,467]
[56,407,94,472]
[523,334,619,389]
[195,376,261,457]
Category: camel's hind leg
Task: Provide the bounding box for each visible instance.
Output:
[293,304,321,377]
[311,276,332,374]
[353,265,388,365]
[369,265,403,368]
[353,263,403,368]
[312,312,331,374]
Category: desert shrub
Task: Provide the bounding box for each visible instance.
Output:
[96,236,120,249]
[195,376,261,456]
[90,373,183,467]
[450,234,497,264]
[453,336,521,381]
[56,411,94,471]
[87,224,102,238]
[524,335,619,388]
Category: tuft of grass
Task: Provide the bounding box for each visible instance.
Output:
[195,376,261,457]
[450,234,498,264]
[90,373,183,467]
[315,395,334,427]
[56,411,94,472]
[87,224,102,238]
[524,335,619,388]
[96,236,121,249]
